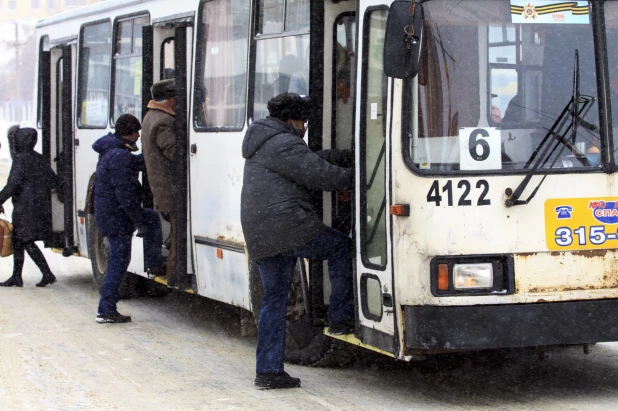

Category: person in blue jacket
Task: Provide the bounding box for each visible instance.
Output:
[93,114,164,324]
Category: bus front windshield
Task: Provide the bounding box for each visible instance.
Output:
[409,0,600,173]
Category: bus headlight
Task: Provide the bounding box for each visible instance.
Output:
[430,255,514,296]
[453,263,493,289]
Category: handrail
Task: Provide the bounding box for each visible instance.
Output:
[366,140,386,190]
[367,196,386,246]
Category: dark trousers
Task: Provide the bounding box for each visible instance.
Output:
[142,208,164,271]
[165,213,177,279]
[255,226,354,373]
[97,235,132,316]
[12,238,53,278]
[97,209,163,315]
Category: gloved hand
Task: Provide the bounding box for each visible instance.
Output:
[136,225,149,238]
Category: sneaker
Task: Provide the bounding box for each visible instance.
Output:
[96,312,132,324]
[254,371,301,389]
[328,319,354,335]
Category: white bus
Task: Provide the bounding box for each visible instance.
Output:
[32,0,618,364]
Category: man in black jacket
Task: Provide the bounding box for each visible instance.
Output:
[241,93,354,389]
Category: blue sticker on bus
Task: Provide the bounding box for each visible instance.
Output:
[590,200,618,225]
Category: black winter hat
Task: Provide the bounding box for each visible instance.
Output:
[151,78,176,101]
[267,92,312,122]
[115,114,141,137]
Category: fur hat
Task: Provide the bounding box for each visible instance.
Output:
[115,114,141,137]
[267,92,312,121]
[151,78,176,101]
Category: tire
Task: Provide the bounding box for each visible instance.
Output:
[250,258,349,367]
[86,211,139,299]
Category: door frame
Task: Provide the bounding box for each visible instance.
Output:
[354,2,397,354]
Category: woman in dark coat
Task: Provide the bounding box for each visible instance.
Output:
[0,127,58,287]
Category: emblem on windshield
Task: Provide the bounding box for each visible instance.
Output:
[521,3,538,19]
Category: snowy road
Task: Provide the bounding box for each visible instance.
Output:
[1,152,618,410]
[3,254,618,410]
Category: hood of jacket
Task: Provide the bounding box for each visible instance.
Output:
[92,132,137,156]
[242,117,301,159]
[13,127,38,154]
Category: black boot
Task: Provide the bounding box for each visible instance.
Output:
[0,275,23,287]
[254,371,301,389]
[36,273,56,288]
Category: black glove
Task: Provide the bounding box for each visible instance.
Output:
[136,225,148,238]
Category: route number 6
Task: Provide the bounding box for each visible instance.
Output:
[469,129,490,161]
[459,127,501,171]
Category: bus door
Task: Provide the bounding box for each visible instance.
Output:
[44,42,77,256]
[354,4,396,353]
[142,16,195,286]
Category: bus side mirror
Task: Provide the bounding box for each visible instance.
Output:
[384,1,424,79]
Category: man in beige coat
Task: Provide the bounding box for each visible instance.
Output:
[141,79,177,281]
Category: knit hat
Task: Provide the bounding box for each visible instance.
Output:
[151,78,176,101]
[115,114,141,137]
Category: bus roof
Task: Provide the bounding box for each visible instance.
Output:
[36,0,156,29]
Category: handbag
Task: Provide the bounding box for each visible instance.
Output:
[0,219,14,257]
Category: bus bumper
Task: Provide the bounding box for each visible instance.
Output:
[404,299,618,351]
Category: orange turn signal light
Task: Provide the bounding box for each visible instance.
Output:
[438,263,449,291]
[390,204,410,216]
[216,248,223,259]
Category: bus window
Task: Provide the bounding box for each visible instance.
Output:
[604,2,618,167]
[111,15,148,125]
[331,14,356,236]
[193,0,251,130]
[258,0,284,35]
[253,0,310,121]
[360,8,388,269]
[253,35,310,120]
[56,57,64,157]
[285,0,310,32]
[37,35,49,129]
[77,21,111,128]
[410,1,598,172]
[333,14,356,150]
[161,38,175,80]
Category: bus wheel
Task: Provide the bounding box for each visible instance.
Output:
[86,212,139,299]
[249,258,341,367]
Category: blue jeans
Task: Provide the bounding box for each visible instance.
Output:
[97,235,132,316]
[97,209,163,316]
[255,226,353,373]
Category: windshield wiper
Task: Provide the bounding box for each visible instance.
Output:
[505,50,593,207]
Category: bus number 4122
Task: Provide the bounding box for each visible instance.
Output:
[426,179,491,207]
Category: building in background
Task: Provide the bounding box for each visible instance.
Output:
[0,0,103,21]
[0,0,104,126]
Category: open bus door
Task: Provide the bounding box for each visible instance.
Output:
[354,4,396,354]
[142,16,194,288]
[42,41,77,256]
